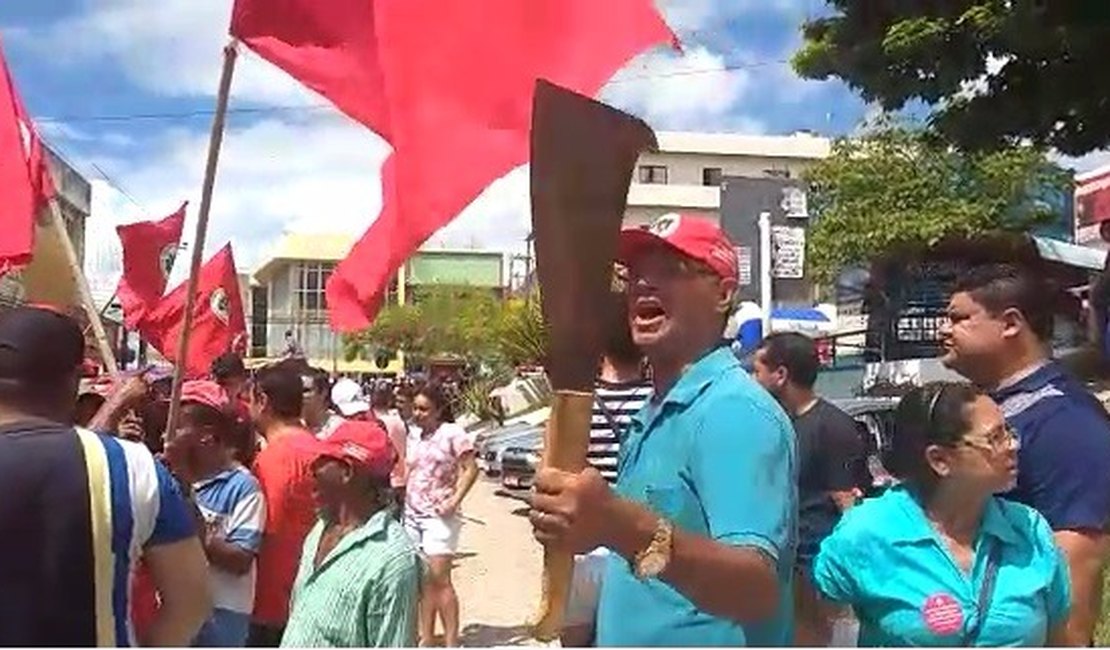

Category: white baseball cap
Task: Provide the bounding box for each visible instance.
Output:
[331,378,370,417]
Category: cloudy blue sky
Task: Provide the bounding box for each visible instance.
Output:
[2,1,1101,295]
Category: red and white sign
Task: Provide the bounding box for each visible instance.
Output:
[1075,165,1110,244]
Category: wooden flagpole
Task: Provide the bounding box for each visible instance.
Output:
[46,198,119,372]
[164,41,239,439]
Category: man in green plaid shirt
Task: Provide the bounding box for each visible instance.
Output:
[281,421,420,647]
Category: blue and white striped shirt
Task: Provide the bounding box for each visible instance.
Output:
[194,465,266,614]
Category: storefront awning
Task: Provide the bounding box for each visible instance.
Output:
[1033,236,1107,271]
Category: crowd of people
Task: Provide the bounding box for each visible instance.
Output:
[528,213,1110,647]
[3,213,1110,648]
[0,312,480,647]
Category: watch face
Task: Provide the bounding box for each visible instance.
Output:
[639,551,668,578]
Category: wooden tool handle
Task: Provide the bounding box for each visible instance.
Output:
[530,390,594,641]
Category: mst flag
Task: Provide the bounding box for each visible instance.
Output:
[0,34,56,273]
[230,0,676,331]
[138,244,246,377]
[116,203,187,329]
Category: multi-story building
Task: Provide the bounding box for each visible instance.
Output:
[250,233,504,375]
[624,131,831,227]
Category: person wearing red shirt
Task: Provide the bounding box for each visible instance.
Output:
[247,364,317,646]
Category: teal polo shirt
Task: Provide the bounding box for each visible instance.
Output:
[595,346,797,647]
[813,486,1071,646]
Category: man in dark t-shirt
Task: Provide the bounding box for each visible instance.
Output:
[0,307,210,646]
[752,332,865,646]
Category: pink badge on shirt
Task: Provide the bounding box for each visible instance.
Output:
[921,593,964,636]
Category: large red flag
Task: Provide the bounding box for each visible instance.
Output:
[0,35,56,274]
[138,244,247,378]
[116,202,187,329]
[231,0,676,331]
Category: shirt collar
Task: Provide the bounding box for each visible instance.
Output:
[991,360,1065,400]
[656,345,738,408]
[886,485,1021,547]
[193,466,240,490]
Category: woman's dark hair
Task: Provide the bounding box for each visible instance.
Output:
[885,381,982,489]
[211,352,247,383]
[416,383,455,424]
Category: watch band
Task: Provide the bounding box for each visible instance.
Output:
[633,518,674,579]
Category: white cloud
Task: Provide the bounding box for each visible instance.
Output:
[603,46,757,131]
[32,0,319,107]
[82,112,534,293]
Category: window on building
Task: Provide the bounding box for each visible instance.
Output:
[702,167,723,186]
[250,286,268,358]
[295,263,334,315]
[637,165,668,185]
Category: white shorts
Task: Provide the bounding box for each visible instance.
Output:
[404,512,462,557]
[564,547,611,628]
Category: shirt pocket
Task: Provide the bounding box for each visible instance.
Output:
[644,483,704,533]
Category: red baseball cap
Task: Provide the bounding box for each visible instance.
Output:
[618,213,738,281]
[181,380,230,411]
[300,420,395,479]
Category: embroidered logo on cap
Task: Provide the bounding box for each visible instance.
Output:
[341,441,370,462]
[648,213,681,239]
[921,593,964,636]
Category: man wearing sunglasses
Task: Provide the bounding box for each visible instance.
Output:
[530,214,797,646]
[941,263,1110,646]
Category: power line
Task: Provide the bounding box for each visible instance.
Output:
[36,58,790,126]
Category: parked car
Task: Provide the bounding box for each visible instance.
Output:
[499,396,901,493]
[476,422,545,477]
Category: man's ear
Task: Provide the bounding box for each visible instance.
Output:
[999,306,1029,340]
[716,277,738,316]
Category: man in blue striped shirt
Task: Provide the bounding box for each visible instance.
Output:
[0,306,211,646]
[166,379,266,646]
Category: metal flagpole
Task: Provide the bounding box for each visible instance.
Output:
[164,41,239,439]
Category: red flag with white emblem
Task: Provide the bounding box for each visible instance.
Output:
[0,34,56,273]
[138,244,246,377]
[116,202,187,330]
[230,0,677,331]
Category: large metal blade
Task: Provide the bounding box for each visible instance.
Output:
[530,79,657,393]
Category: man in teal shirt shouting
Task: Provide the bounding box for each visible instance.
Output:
[530,214,797,646]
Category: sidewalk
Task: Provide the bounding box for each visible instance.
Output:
[455,478,552,647]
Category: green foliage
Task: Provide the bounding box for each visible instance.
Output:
[804,126,1068,283]
[794,2,1110,155]
[497,295,548,369]
[344,285,550,373]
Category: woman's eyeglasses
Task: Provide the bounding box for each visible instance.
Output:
[926,385,1019,454]
[960,424,1020,454]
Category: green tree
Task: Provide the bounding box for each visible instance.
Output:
[804,126,1068,282]
[343,285,551,372]
[794,3,1110,155]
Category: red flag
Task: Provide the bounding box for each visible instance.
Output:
[0,35,56,273]
[138,244,247,378]
[116,202,187,330]
[230,0,676,331]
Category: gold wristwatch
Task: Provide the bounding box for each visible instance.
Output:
[633,518,674,580]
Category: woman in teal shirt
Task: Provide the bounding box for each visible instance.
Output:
[813,382,1071,646]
